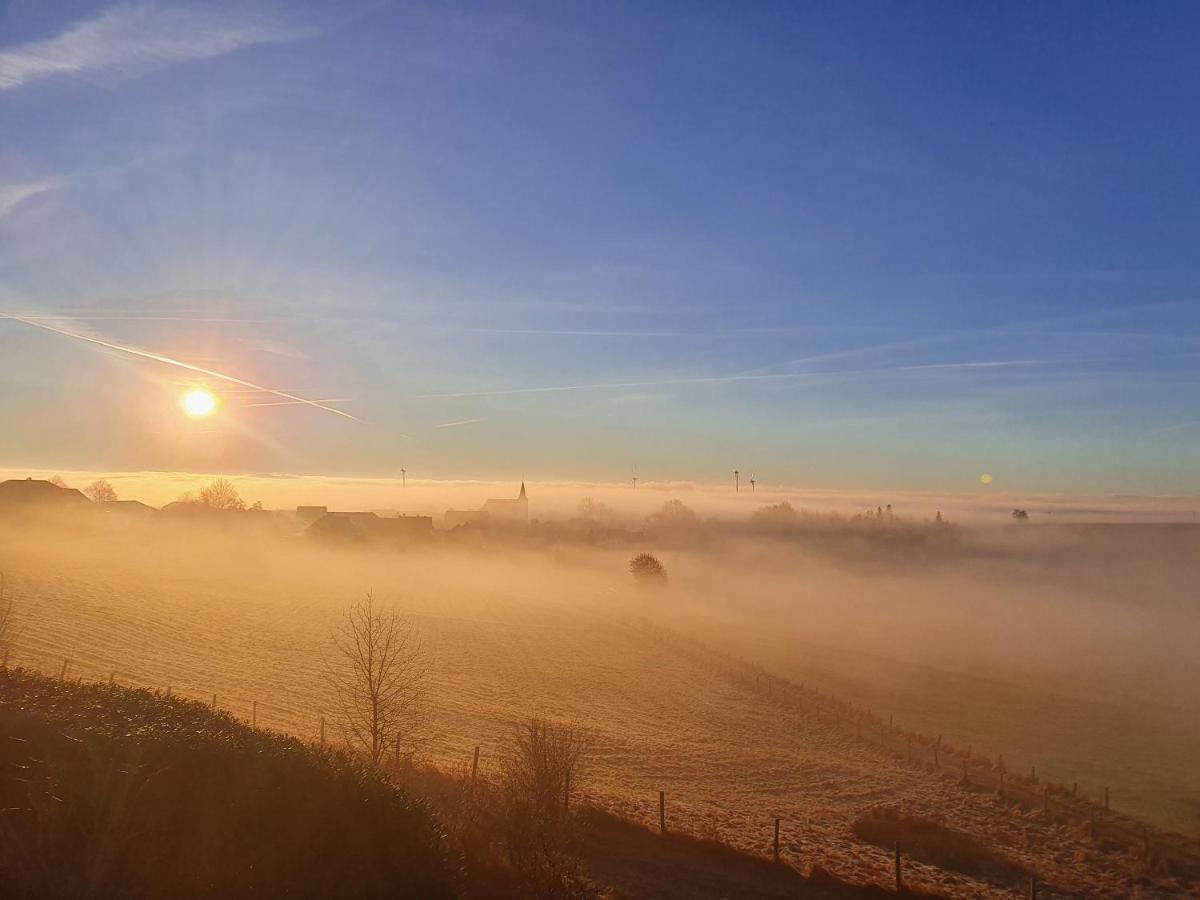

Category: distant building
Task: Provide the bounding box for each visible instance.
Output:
[444,483,528,529]
[306,510,433,545]
[0,478,92,515]
[101,499,157,519]
[295,506,328,527]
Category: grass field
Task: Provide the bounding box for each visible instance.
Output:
[2,521,1197,897]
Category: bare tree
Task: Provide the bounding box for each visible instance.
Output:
[0,573,15,663]
[498,718,592,887]
[199,478,245,510]
[48,475,68,488]
[84,479,118,503]
[326,593,428,765]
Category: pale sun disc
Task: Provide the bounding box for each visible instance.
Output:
[182,388,217,417]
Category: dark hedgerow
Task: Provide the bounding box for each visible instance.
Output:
[0,668,457,899]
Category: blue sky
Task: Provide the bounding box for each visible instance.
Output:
[0,1,1197,493]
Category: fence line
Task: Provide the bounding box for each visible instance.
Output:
[4,624,1199,892]
[633,617,1200,876]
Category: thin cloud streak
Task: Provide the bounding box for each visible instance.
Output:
[0,2,312,91]
[418,359,1061,399]
[2,314,358,421]
[435,417,484,428]
[239,398,351,409]
[0,180,61,219]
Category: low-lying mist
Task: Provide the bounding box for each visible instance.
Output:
[2,493,1198,835]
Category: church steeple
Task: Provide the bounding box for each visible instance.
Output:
[519,482,526,499]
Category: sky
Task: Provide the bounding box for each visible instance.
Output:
[1,1,1198,497]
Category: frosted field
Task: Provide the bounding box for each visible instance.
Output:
[2,522,1197,898]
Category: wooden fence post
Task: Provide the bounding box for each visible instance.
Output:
[659,791,666,835]
[320,716,325,747]
[252,700,257,729]
[773,817,780,863]
[894,842,903,893]
[109,671,114,684]
[211,693,216,710]
[471,745,480,782]
[60,658,69,680]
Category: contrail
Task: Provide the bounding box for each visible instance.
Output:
[239,398,351,408]
[435,417,484,428]
[417,359,1061,399]
[2,313,358,421]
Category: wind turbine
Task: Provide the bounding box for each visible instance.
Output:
[400,467,406,488]
[750,477,756,492]
[734,469,740,492]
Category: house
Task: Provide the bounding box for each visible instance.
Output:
[101,499,157,519]
[444,483,528,529]
[0,478,93,516]
[295,506,328,527]
[306,510,433,545]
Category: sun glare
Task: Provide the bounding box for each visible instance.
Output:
[182,388,217,417]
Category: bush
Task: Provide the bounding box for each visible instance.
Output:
[629,552,667,587]
[0,669,456,898]
[498,718,592,897]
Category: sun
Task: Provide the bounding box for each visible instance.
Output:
[182,388,217,417]
[980,473,993,485]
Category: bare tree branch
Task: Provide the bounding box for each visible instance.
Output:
[325,592,429,765]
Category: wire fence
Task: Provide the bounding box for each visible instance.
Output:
[4,615,1199,895]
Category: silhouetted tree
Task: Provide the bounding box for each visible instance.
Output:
[751,501,798,529]
[646,499,697,532]
[48,475,68,488]
[499,718,591,890]
[326,593,428,766]
[84,479,117,503]
[629,552,667,586]
[199,478,245,510]
[576,497,612,520]
[1011,509,1030,522]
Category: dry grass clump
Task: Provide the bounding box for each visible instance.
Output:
[852,806,1031,885]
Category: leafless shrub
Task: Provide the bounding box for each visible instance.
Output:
[0,572,14,661]
[325,592,429,766]
[498,718,592,896]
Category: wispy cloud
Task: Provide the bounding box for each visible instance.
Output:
[435,417,484,428]
[418,359,1064,399]
[0,180,61,219]
[0,2,312,91]
[1,313,358,421]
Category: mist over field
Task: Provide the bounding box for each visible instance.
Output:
[3,484,1198,895]
[5,2,1200,896]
